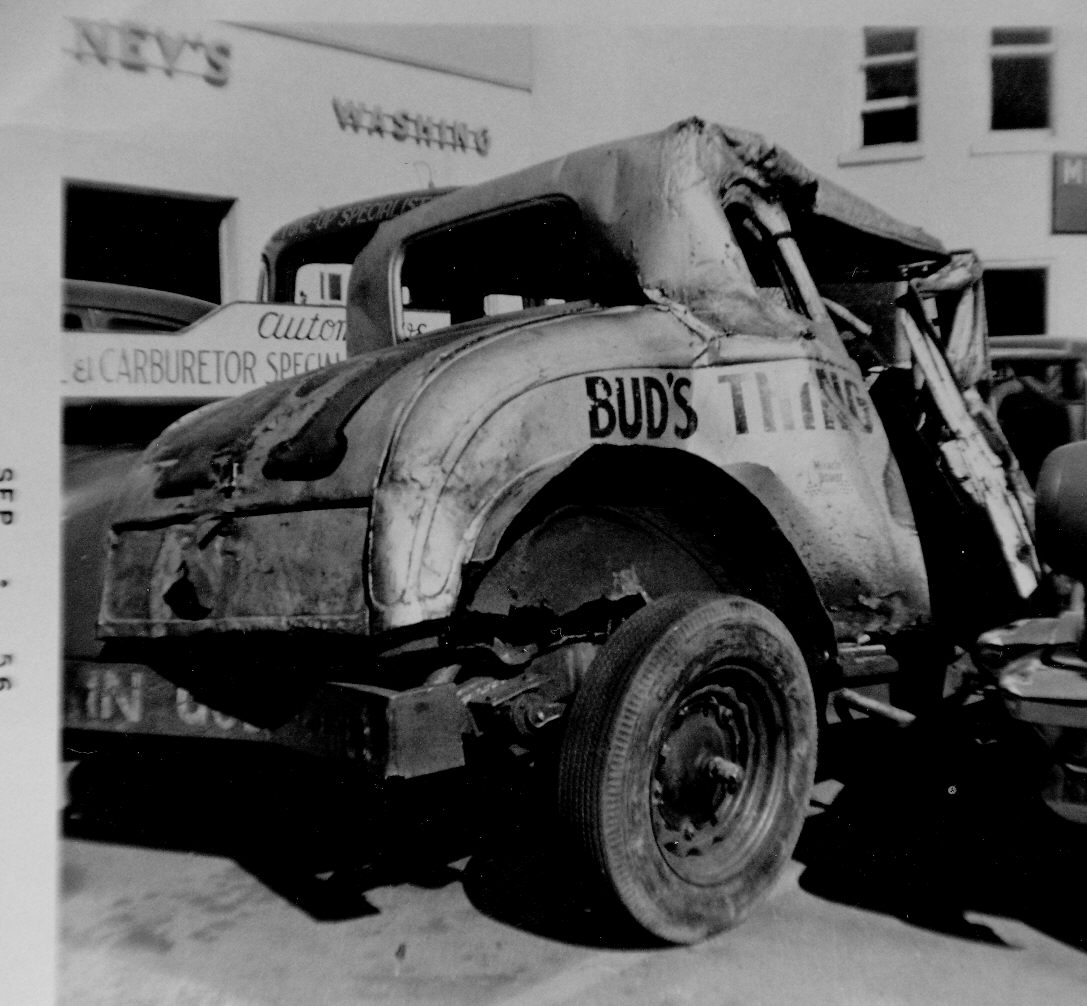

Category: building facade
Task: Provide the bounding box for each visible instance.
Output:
[49,17,1087,336]
[54,19,536,303]
[527,22,1087,340]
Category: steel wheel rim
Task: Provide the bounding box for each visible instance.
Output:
[650,661,788,886]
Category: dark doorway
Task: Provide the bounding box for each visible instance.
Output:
[983,267,1047,337]
[64,182,234,303]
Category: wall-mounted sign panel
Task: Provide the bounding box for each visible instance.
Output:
[67,18,232,86]
[235,23,533,91]
[1054,153,1087,234]
[63,303,347,401]
[333,99,490,155]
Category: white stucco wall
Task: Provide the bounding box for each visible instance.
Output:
[51,18,534,300]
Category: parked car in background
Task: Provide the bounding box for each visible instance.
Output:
[63,279,215,333]
[64,281,216,670]
[258,188,449,307]
[988,336,1087,483]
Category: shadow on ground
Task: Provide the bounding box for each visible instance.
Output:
[64,741,473,922]
[62,740,647,945]
[796,699,1087,953]
[63,699,1086,952]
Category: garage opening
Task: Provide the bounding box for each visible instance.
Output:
[64,181,234,303]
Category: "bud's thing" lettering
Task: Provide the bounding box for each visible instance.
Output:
[585,373,698,440]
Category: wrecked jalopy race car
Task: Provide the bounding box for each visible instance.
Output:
[75,119,1041,942]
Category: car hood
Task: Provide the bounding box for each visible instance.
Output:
[109,304,592,528]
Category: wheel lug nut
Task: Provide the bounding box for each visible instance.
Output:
[707,756,743,787]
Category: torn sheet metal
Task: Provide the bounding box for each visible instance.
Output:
[897,288,1040,598]
[915,250,990,390]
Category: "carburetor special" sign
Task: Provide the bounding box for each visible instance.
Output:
[63,302,348,400]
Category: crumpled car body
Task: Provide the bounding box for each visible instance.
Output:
[72,117,1047,945]
[70,118,1038,785]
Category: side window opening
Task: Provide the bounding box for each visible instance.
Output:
[819,281,904,374]
[722,202,808,318]
[396,197,637,339]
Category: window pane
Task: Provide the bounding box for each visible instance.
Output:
[294,263,350,304]
[864,28,916,57]
[991,55,1050,129]
[984,268,1046,336]
[992,27,1051,46]
[862,106,918,146]
[865,60,917,100]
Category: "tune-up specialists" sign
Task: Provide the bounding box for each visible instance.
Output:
[332,99,490,155]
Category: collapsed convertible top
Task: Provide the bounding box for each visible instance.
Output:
[348,117,948,352]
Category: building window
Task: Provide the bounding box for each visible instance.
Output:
[860,28,919,146]
[990,28,1053,131]
[64,182,233,303]
[984,267,1047,336]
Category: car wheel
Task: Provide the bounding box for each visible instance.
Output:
[558,592,817,943]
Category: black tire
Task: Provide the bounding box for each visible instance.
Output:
[557,592,817,943]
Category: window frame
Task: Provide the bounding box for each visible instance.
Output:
[859,27,921,150]
[721,188,831,328]
[989,27,1055,135]
[390,195,605,342]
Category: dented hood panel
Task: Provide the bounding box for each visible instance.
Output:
[110,304,596,527]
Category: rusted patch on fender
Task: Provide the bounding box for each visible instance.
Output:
[826,591,918,641]
[100,507,371,637]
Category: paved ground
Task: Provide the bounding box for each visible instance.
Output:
[60,704,1087,1005]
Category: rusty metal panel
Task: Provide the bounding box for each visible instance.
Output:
[384,683,474,778]
[898,290,1040,598]
[100,507,369,637]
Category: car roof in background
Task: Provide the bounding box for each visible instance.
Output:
[63,279,216,326]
